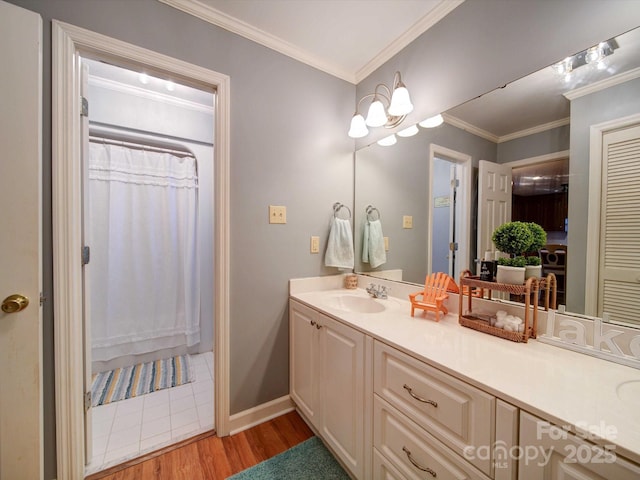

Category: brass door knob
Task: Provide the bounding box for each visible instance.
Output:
[1,294,29,314]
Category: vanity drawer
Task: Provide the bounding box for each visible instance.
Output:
[373,448,406,480]
[374,395,490,480]
[374,341,494,475]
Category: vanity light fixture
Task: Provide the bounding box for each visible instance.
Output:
[377,134,397,147]
[419,114,444,128]
[348,71,414,138]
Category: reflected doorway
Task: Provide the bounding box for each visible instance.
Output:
[428,144,471,282]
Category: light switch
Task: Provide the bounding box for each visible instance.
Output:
[310,236,320,253]
[384,236,389,251]
[403,215,413,229]
[269,205,287,224]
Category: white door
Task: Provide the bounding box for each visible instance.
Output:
[0,1,43,478]
[477,160,512,266]
[598,125,640,325]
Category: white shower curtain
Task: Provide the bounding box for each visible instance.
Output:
[89,142,200,362]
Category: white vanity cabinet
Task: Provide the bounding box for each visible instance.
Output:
[289,289,640,480]
[518,412,640,480]
[289,300,367,479]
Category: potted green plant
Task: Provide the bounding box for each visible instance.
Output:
[524,222,547,279]
[491,221,533,284]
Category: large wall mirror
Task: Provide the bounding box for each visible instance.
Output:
[355,25,640,325]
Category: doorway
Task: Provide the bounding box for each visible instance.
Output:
[81,58,216,473]
[428,144,471,281]
[52,21,230,479]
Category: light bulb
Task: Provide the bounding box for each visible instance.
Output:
[419,114,444,128]
[348,114,369,138]
[377,134,397,147]
[397,125,419,137]
[388,86,413,116]
[365,99,388,127]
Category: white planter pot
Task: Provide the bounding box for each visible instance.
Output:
[496,265,526,285]
[525,265,542,279]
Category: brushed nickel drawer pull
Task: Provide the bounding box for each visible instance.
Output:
[403,384,438,407]
[403,446,437,477]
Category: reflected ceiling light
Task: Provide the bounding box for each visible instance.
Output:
[348,71,413,138]
[419,114,444,128]
[552,39,617,77]
[397,124,419,137]
[166,80,175,91]
[138,73,149,85]
[377,134,397,147]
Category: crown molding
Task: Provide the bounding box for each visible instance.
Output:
[443,112,499,143]
[158,0,354,83]
[497,117,570,143]
[355,0,465,84]
[89,75,214,114]
[563,66,640,100]
[443,113,570,144]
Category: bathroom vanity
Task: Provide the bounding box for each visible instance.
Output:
[289,276,640,480]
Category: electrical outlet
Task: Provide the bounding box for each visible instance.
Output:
[384,236,389,251]
[269,205,286,224]
[310,236,320,253]
[403,215,413,229]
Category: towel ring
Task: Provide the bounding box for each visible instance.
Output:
[366,205,381,221]
[333,202,352,219]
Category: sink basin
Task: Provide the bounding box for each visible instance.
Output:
[616,380,640,404]
[324,294,386,314]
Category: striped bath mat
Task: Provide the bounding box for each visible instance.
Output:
[91,354,193,407]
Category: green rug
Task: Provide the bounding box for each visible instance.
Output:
[227,436,350,479]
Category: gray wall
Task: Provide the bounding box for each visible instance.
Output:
[8,1,353,478]
[354,123,496,284]
[567,76,640,312]
[497,125,570,163]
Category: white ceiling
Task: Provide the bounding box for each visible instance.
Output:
[160,0,463,83]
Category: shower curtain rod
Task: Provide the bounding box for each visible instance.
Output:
[89,135,196,159]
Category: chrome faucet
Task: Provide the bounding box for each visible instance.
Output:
[366,283,388,299]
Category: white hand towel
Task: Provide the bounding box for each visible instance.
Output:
[362,219,386,268]
[324,217,354,269]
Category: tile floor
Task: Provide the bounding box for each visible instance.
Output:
[86,351,215,474]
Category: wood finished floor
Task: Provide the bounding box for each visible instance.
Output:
[87,411,314,480]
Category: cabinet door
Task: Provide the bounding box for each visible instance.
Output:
[519,411,640,479]
[289,301,320,427]
[319,313,366,479]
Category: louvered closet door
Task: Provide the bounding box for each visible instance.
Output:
[599,125,640,325]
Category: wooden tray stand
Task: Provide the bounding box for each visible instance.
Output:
[458,270,548,343]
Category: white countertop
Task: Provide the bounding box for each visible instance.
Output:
[290,285,640,464]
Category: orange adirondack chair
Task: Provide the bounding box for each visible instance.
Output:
[409,272,457,321]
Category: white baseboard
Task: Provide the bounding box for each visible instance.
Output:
[228,395,295,435]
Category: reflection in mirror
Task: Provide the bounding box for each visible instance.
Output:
[354,26,640,325]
